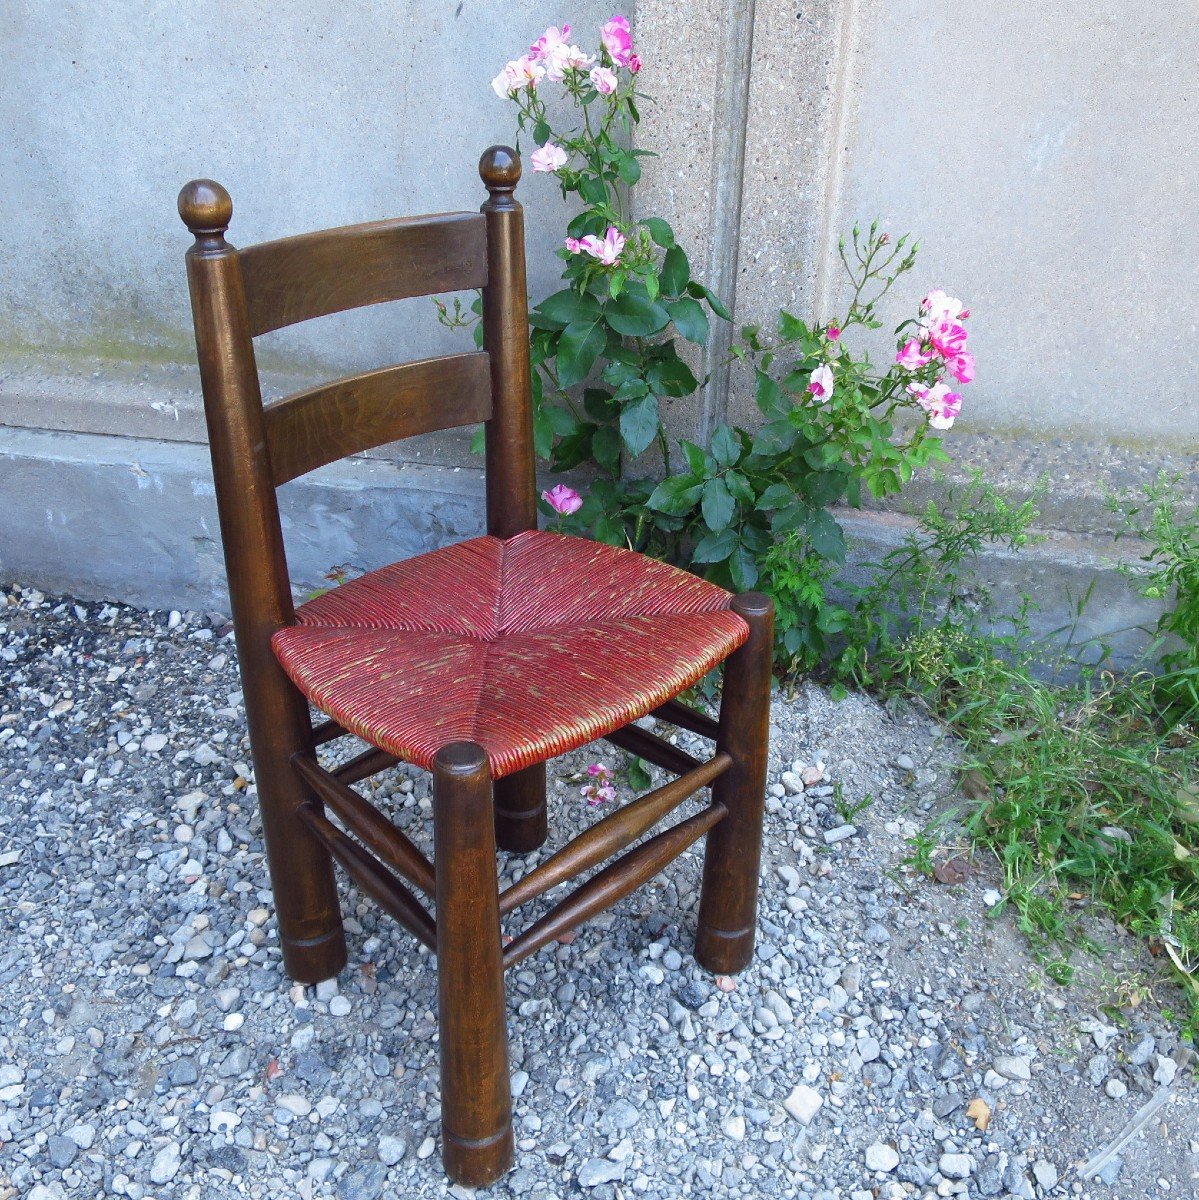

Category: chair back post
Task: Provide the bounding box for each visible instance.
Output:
[177,180,313,751]
[479,146,538,538]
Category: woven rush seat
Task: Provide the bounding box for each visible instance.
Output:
[273,530,749,778]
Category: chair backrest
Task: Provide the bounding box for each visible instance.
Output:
[177,147,537,657]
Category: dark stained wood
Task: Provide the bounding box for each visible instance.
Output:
[332,745,400,787]
[696,593,775,975]
[311,717,348,746]
[179,179,346,985]
[299,802,436,951]
[493,763,548,853]
[499,752,732,916]
[604,723,702,775]
[480,147,537,538]
[239,211,487,336]
[433,742,514,1187]
[264,352,492,486]
[293,754,435,895]
[502,804,728,970]
[651,697,720,740]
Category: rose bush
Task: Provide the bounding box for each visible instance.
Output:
[470,16,976,670]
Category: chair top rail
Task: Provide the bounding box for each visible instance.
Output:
[239,210,487,336]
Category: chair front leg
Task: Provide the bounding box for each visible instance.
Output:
[433,742,514,1187]
[493,762,548,852]
[696,592,774,975]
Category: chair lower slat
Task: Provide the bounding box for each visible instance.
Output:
[311,718,348,746]
[650,698,720,741]
[299,802,437,951]
[332,746,402,787]
[293,754,435,894]
[499,753,732,916]
[501,803,727,970]
[604,724,702,776]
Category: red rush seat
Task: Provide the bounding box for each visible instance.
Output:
[272,530,749,777]
[178,147,773,1187]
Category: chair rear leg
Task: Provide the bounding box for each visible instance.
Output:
[493,762,548,852]
[696,592,774,975]
[246,683,347,985]
[434,743,514,1187]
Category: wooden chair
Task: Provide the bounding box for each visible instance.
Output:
[177,146,773,1187]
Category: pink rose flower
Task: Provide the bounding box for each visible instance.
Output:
[920,289,967,327]
[807,363,835,402]
[627,52,642,72]
[590,65,618,95]
[530,142,569,173]
[946,349,975,385]
[542,484,583,514]
[530,24,593,80]
[581,762,616,805]
[908,381,962,430]
[491,55,544,98]
[569,226,627,266]
[896,339,934,371]
[926,318,968,361]
[826,325,841,341]
[601,14,635,67]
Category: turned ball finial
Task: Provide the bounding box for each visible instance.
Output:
[178,179,233,235]
[479,145,521,194]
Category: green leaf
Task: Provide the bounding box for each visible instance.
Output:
[724,470,754,503]
[647,475,704,515]
[533,119,551,145]
[647,357,698,397]
[755,483,792,510]
[556,318,607,389]
[660,246,690,295]
[532,402,554,459]
[688,281,731,321]
[772,501,812,534]
[710,424,740,469]
[592,423,623,471]
[691,528,739,563]
[606,289,671,337]
[777,310,809,341]
[755,370,788,419]
[806,510,847,563]
[536,290,602,327]
[619,392,660,457]
[643,217,676,248]
[701,477,735,531]
[626,757,653,791]
[616,154,641,185]
[469,425,486,455]
[666,297,709,344]
[545,405,580,436]
[594,513,627,546]
[579,176,608,205]
[729,545,759,590]
[583,388,617,420]
[681,440,710,476]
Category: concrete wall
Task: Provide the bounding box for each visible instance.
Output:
[1,2,1196,621]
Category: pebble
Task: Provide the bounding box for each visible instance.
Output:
[1032,1159,1059,1189]
[377,1134,406,1166]
[329,995,352,1017]
[1105,1077,1127,1099]
[823,823,857,844]
[722,1114,746,1141]
[993,1054,1032,1081]
[579,1159,624,1186]
[939,1153,974,1180]
[783,1084,824,1126]
[865,1143,900,1172]
[150,1140,182,1184]
[339,1162,388,1199]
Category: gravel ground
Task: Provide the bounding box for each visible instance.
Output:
[1,582,1196,1200]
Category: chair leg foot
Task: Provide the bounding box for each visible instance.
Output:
[493,762,548,853]
[696,593,774,977]
[260,762,347,986]
[434,742,514,1188]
